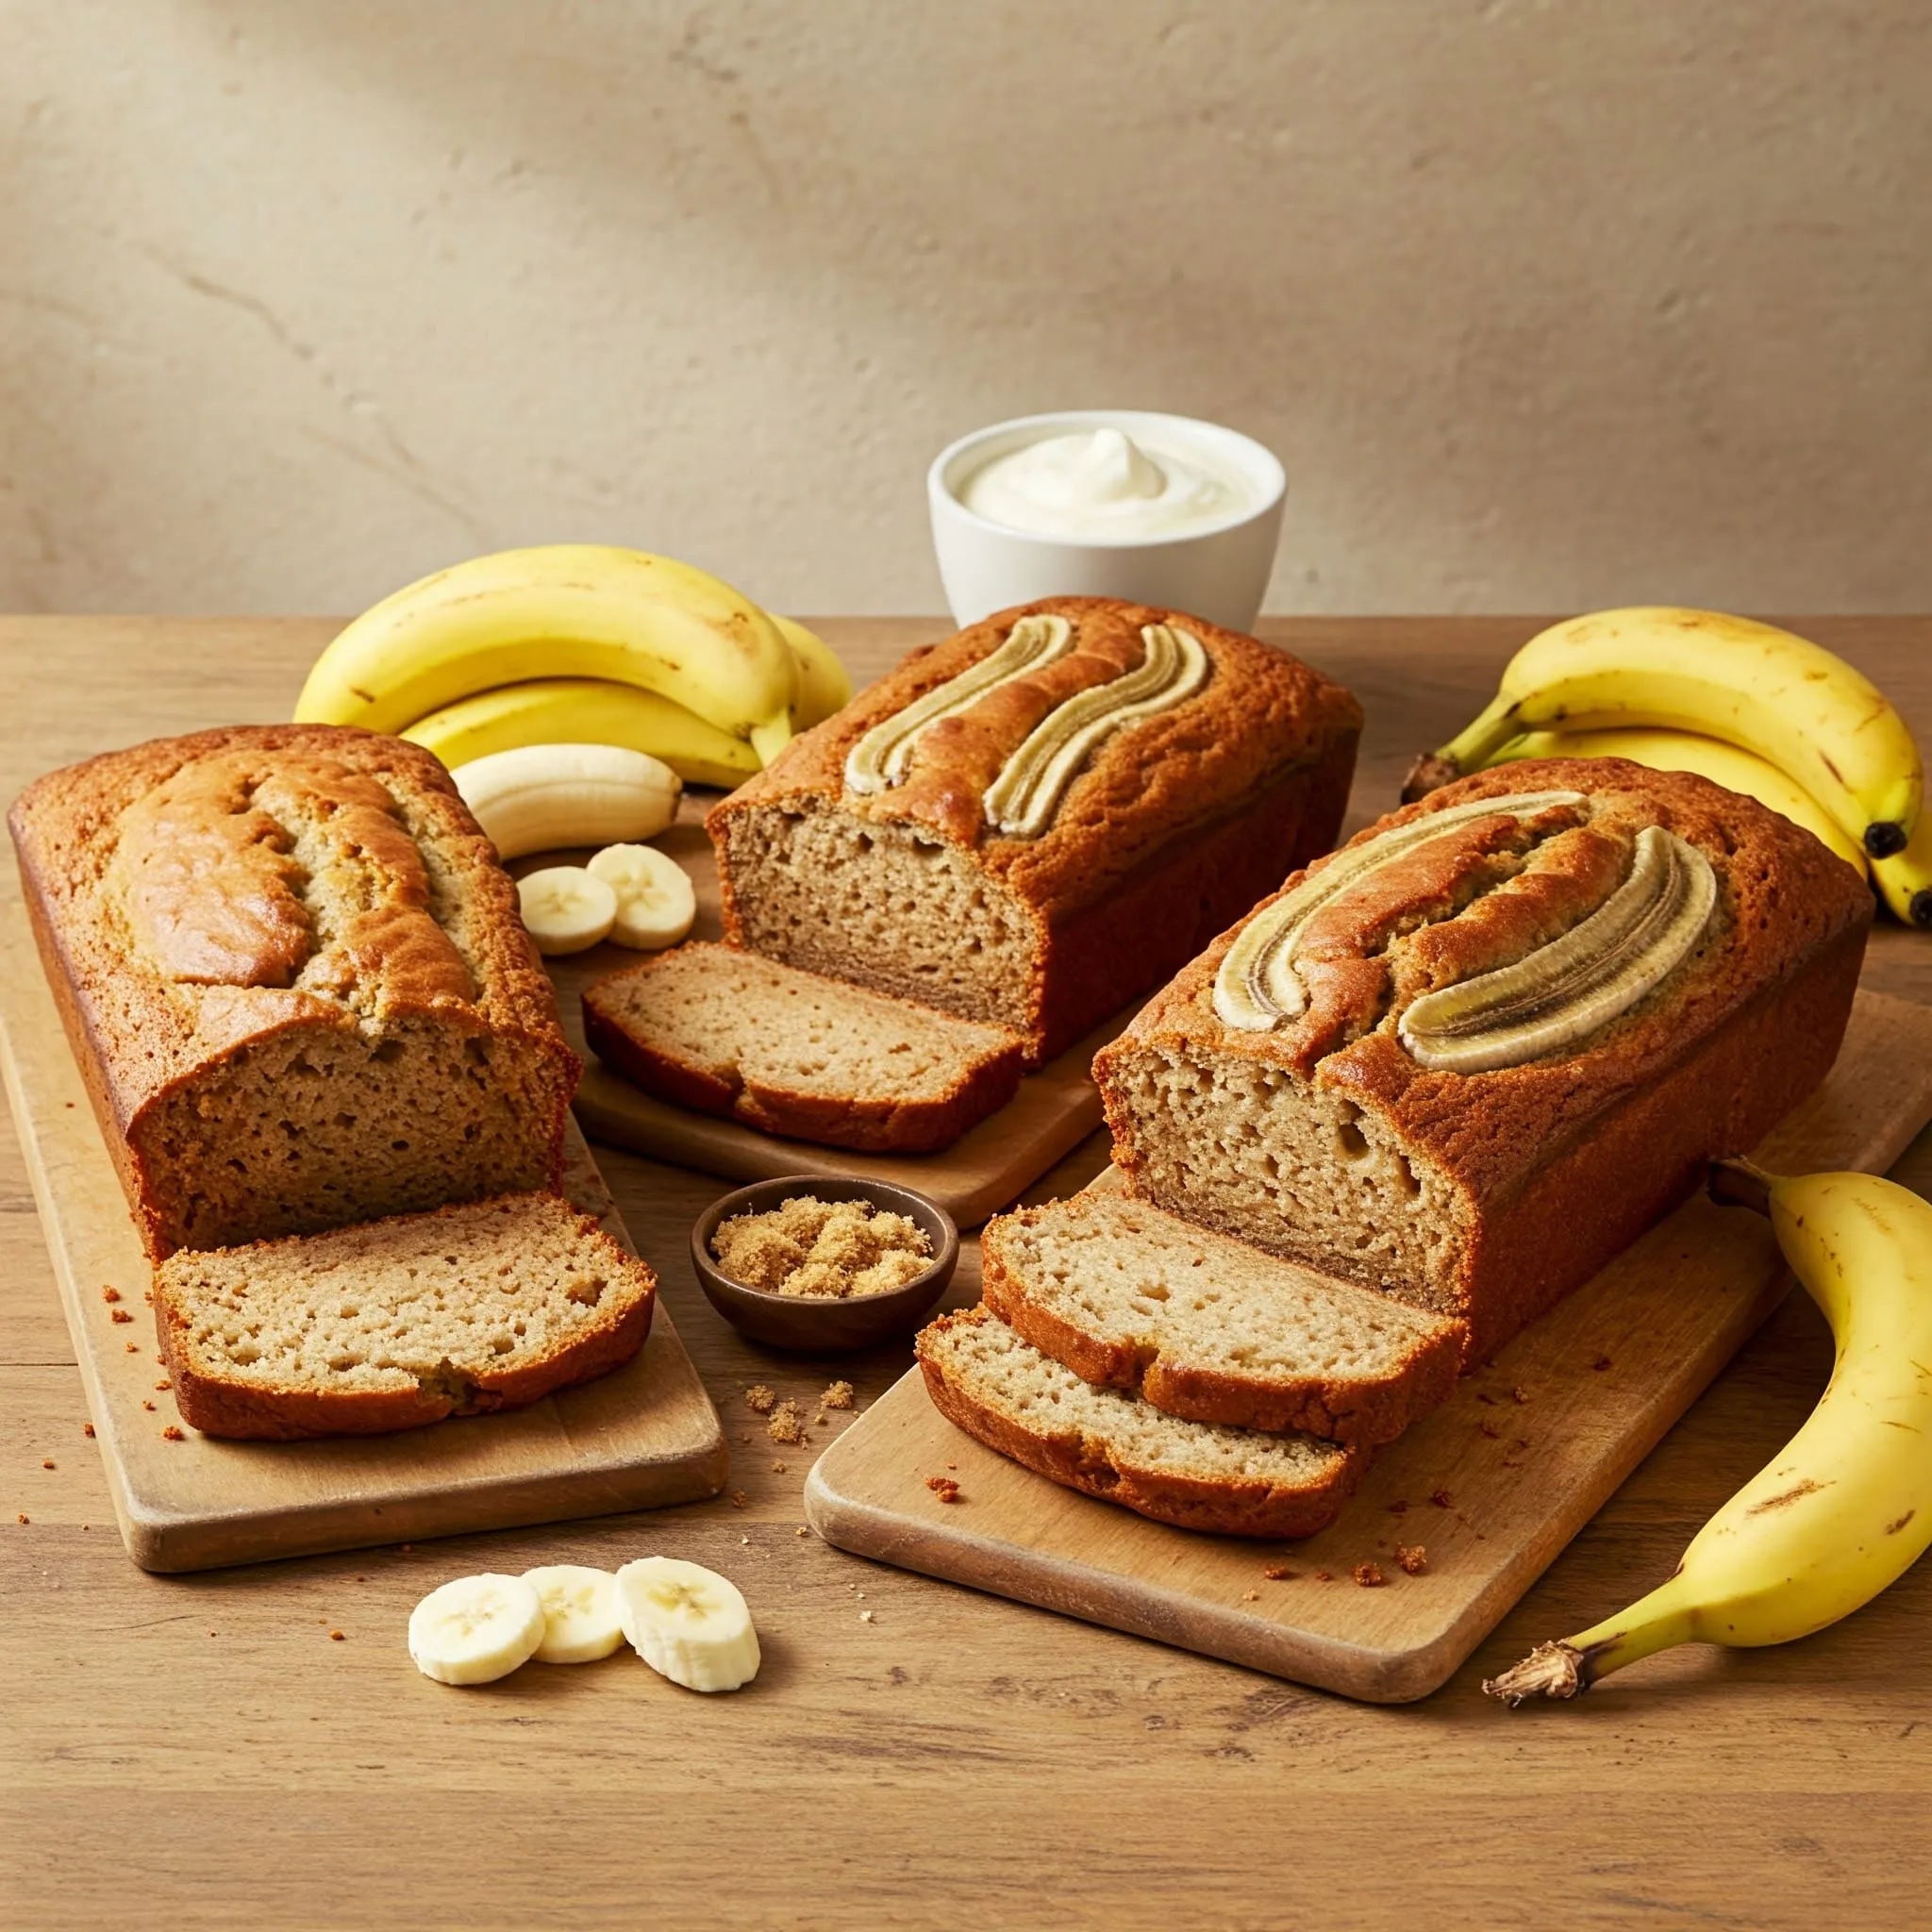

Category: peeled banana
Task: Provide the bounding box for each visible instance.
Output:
[296,544,800,757]
[1485,725,1868,877]
[453,742,680,861]
[615,1556,760,1692]
[1487,1164,1932,1703]
[1409,608,1923,862]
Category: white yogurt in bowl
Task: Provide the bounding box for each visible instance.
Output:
[929,410,1285,631]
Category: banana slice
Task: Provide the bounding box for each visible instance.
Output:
[614,1557,760,1692]
[408,1573,548,1686]
[521,1564,625,1663]
[586,843,697,951]
[517,866,618,955]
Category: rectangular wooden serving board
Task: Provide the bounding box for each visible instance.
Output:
[541,816,1124,1227]
[806,990,1932,1703]
[0,907,730,1574]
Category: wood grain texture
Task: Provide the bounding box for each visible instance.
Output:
[3,616,1931,1931]
[807,992,1932,1699]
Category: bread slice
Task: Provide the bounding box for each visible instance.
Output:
[980,1193,1461,1445]
[582,941,1026,1153]
[915,1306,1361,1538]
[155,1192,656,1441]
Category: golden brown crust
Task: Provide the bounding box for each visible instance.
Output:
[582,945,1027,1154]
[916,1307,1363,1539]
[1096,758,1874,1356]
[8,724,579,1254]
[978,1210,1462,1446]
[155,1196,656,1441]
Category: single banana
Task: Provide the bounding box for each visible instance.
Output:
[294,544,799,754]
[1871,805,1932,929]
[1487,1164,1932,1703]
[586,843,696,950]
[1486,725,1868,877]
[1408,608,1923,861]
[772,613,853,729]
[408,1573,548,1686]
[454,742,681,860]
[517,867,618,955]
[404,680,762,791]
[614,1557,760,1692]
[522,1565,626,1663]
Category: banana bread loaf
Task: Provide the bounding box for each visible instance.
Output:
[10,724,579,1257]
[1095,758,1873,1362]
[708,596,1361,1062]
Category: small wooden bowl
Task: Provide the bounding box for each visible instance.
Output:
[690,1175,960,1353]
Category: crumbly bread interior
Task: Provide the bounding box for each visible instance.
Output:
[1106,1046,1468,1314]
[595,943,1022,1101]
[138,1021,568,1252]
[158,1193,646,1400]
[921,1307,1349,1486]
[988,1193,1457,1384]
[713,800,1039,1036]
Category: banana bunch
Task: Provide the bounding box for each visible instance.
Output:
[1486,1163,1932,1703]
[1407,608,1931,927]
[295,544,850,789]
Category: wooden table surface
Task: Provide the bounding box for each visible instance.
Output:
[4,615,1929,1931]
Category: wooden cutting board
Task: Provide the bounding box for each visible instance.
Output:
[0,908,730,1574]
[541,815,1125,1226]
[806,989,1932,1702]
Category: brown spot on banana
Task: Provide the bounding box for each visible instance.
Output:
[1886,1509,1916,1535]
[1744,1476,1831,1514]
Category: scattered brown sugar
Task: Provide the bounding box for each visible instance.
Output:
[822,1380,855,1410]
[110,1308,134,1324]
[1396,1545,1429,1576]
[744,1384,776,1414]
[768,1401,806,1445]
[711,1194,931,1300]
[1262,1564,1295,1581]
[1353,1562,1387,1588]
[82,1423,94,1438]
[925,1475,962,1504]
[101,1286,122,1305]
[161,1425,185,1441]
[1430,1489,1453,1508]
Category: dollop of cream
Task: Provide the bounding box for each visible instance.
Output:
[959,426,1246,541]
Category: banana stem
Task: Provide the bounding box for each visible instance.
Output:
[1400,694,1524,803]
[1484,1575,1697,1706]
[1707,1157,1775,1216]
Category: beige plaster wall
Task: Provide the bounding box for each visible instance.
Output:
[4,1,1929,618]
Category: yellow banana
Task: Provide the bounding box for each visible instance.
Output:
[1487,1165,1932,1703]
[401,679,761,791]
[773,613,853,729]
[294,545,798,756]
[1486,725,1867,876]
[1409,608,1922,862]
[1871,806,1932,929]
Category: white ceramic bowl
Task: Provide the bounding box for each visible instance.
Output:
[927,409,1287,633]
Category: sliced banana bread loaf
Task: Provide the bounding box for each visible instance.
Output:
[10,724,579,1257]
[1094,758,1874,1362]
[156,1191,656,1440]
[708,596,1360,1062]
[915,1306,1362,1538]
[583,941,1027,1153]
[979,1192,1461,1445]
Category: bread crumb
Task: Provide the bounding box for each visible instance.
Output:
[1353,1563,1386,1588]
[1396,1545,1429,1576]
[768,1402,806,1445]
[125,1342,140,1354]
[1512,1386,1531,1405]
[743,1384,776,1414]
[925,1475,962,1504]
[142,1400,156,1412]
[771,1460,789,1474]
[1241,1590,1259,1602]
[1262,1564,1295,1581]
[161,1425,184,1441]
[1593,1355,1613,1372]
[41,1459,54,1470]
[15,1513,26,1524]
[822,1380,855,1410]
[101,1286,122,1304]
[1430,1488,1454,1508]
[813,1413,828,1426]
[729,1490,748,1509]
[110,1309,134,1324]
[794,1525,808,1536]
[712,1195,931,1300]
[82,1423,94,1439]
[155,1380,171,1391]
[328,1629,344,1641]
[859,1608,875,1623]
[1313,1569,1333,1582]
